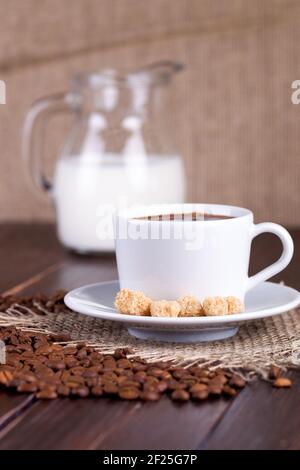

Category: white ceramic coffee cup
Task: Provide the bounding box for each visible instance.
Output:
[115,203,294,302]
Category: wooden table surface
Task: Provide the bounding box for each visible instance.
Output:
[0,223,300,450]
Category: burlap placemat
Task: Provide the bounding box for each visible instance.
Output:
[1,299,300,379]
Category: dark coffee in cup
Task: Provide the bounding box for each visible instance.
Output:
[136,212,234,221]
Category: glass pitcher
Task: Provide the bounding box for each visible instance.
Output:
[23,62,186,253]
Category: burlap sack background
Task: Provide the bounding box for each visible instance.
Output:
[0,0,299,225]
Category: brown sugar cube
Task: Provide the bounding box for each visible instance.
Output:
[114,289,151,316]
[150,300,181,318]
[178,295,203,317]
[202,297,228,316]
[226,296,244,314]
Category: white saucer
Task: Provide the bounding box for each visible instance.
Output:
[64,281,300,343]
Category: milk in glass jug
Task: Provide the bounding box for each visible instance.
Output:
[23,62,186,252]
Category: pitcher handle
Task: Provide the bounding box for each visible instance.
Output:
[22,92,77,195]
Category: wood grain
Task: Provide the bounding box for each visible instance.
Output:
[0,394,34,433]
[202,372,300,450]
[0,224,63,293]
[0,397,230,450]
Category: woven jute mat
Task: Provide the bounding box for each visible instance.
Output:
[1,298,300,379]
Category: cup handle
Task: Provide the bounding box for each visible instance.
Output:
[246,222,294,292]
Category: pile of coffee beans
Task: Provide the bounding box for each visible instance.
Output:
[0,291,292,401]
[0,325,247,401]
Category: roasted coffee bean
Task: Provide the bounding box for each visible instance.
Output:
[21,350,35,358]
[172,368,189,379]
[209,376,225,388]
[119,380,140,389]
[51,290,66,303]
[82,369,98,378]
[71,386,89,397]
[57,385,70,396]
[0,370,13,385]
[229,374,246,389]
[35,345,53,355]
[89,365,103,373]
[54,370,63,380]
[6,357,21,367]
[17,382,38,393]
[102,371,118,381]
[6,345,22,353]
[223,385,237,397]
[63,346,78,355]
[91,386,103,397]
[118,375,130,384]
[171,390,190,401]
[190,383,208,394]
[103,383,118,394]
[179,375,198,387]
[209,385,223,396]
[198,377,209,384]
[143,379,160,390]
[67,374,85,384]
[52,332,72,342]
[156,381,168,393]
[51,344,63,352]
[103,358,117,370]
[85,378,98,388]
[134,371,147,383]
[70,366,85,376]
[34,339,48,350]
[65,357,79,368]
[80,358,91,368]
[191,368,209,378]
[61,371,72,382]
[18,372,37,383]
[44,360,66,371]
[114,348,133,359]
[167,379,186,390]
[117,358,132,369]
[147,367,165,378]
[214,374,228,385]
[17,344,33,352]
[273,377,292,388]
[65,381,82,389]
[192,390,209,401]
[10,335,19,346]
[160,370,172,381]
[140,390,160,401]
[26,356,46,365]
[48,353,64,361]
[121,369,134,378]
[144,375,159,384]
[142,384,160,394]
[36,389,58,399]
[77,348,88,359]
[89,352,104,363]
[118,387,140,400]
[132,363,147,372]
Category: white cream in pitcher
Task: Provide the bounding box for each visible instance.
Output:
[53,153,185,252]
